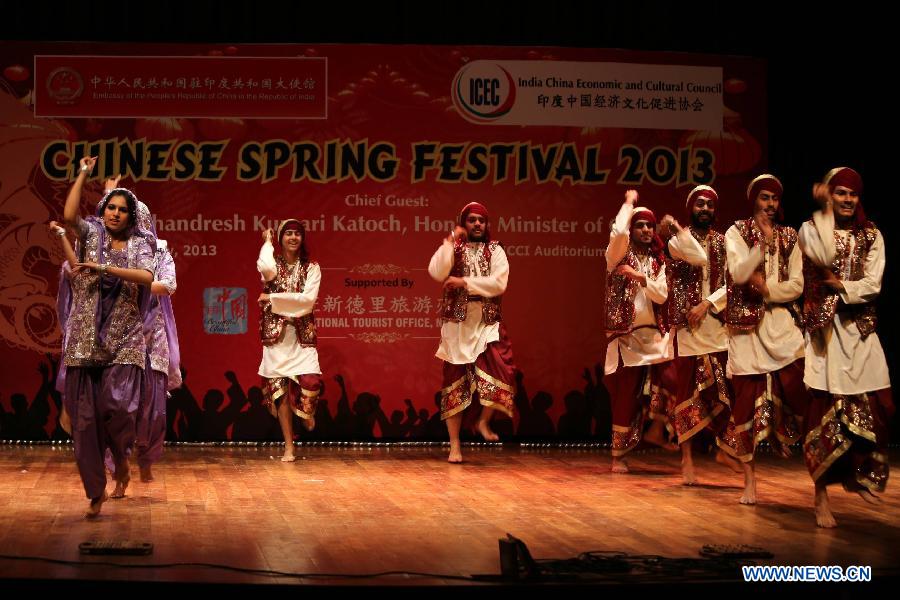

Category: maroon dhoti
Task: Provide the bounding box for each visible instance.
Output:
[803,388,893,492]
[606,360,673,457]
[665,351,731,444]
[718,358,809,462]
[261,374,322,421]
[440,323,516,420]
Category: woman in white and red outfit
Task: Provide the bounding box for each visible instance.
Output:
[257,219,322,462]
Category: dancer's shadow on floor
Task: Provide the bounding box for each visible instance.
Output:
[601,467,676,477]
[677,482,744,491]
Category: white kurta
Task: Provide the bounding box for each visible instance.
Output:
[668,228,728,357]
[725,224,805,376]
[798,212,890,394]
[256,241,322,378]
[604,203,673,375]
[429,239,509,364]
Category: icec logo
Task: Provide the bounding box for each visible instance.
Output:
[452,62,517,123]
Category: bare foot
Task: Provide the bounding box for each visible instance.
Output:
[111,462,130,499]
[740,461,757,504]
[644,429,678,451]
[857,489,882,505]
[740,476,757,505]
[815,486,837,528]
[476,420,499,442]
[682,461,697,485]
[111,476,129,499]
[85,492,108,518]
[715,450,743,473]
[611,458,629,473]
[139,465,153,482]
[301,416,316,432]
[281,441,296,462]
[448,443,463,464]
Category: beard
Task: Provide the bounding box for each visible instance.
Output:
[691,212,713,228]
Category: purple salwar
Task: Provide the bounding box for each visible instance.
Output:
[136,359,167,468]
[65,364,141,499]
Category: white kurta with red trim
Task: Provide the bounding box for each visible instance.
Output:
[256,240,322,378]
[724,225,804,377]
[604,203,673,375]
[428,239,508,365]
[668,229,728,357]
[798,211,890,394]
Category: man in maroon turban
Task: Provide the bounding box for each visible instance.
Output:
[603,190,677,474]
[800,167,892,527]
[720,174,810,506]
[658,185,739,484]
[428,202,517,463]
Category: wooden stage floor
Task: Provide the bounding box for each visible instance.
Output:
[1,444,898,588]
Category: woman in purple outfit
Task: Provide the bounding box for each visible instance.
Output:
[60,156,155,517]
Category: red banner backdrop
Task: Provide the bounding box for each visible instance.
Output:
[0,43,766,440]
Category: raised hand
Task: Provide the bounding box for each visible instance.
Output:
[447,225,467,244]
[79,156,98,174]
[659,214,681,237]
[813,182,832,213]
[104,174,122,192]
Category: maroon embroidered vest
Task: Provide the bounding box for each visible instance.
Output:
[725,219,799,330]
[803,222,878,338]
[606,247,668,336]
[260,258,317,347]
[668,228,726,328]
[439,239,502,324]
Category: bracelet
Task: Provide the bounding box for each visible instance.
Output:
[99,264,108,275]
[80,164,89,173]
[55,228,66,237]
